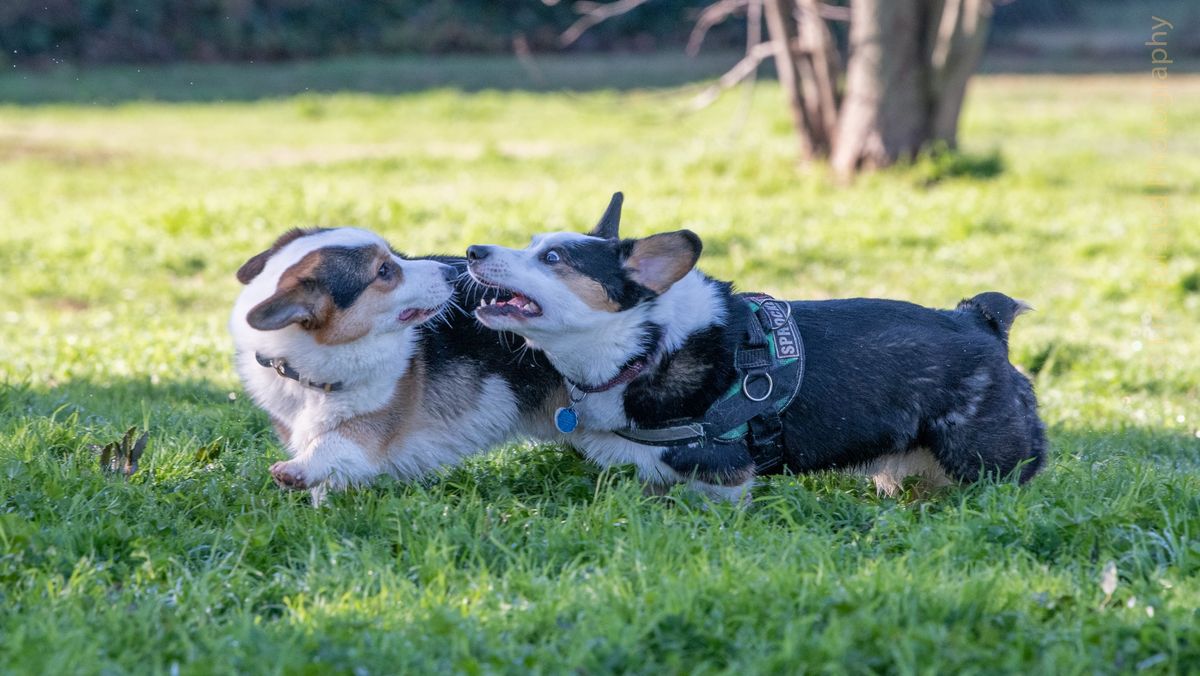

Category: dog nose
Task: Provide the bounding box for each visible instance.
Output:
[439,264,457,282]
[466,245,490,262]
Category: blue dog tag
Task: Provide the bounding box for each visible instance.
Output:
[554,406,578,433]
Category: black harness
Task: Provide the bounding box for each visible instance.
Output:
[616,294,805,474]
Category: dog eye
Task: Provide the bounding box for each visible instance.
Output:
[377,262,392,279]
[542,249,562,264]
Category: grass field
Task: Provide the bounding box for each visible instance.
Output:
[1,54,1199,674]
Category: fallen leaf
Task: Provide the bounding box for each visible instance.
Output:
[94,426,150,477]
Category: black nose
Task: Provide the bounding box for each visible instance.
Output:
[440,264,457,282]
[466,245,491,261]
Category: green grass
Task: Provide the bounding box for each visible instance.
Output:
[1,55,1199,674]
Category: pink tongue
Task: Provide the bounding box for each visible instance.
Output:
[399,309,420,321]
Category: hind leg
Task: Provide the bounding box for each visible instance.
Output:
[858,448,955,497]
[928,370,1046,483]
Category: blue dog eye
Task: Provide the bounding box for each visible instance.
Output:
[543,250,561,264]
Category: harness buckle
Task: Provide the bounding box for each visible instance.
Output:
[742,372,774,402]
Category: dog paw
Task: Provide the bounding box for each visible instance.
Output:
[270,461,310,490]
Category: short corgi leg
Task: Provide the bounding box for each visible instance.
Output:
[271,432,382,500]
[857,448,954,497]
[689,477,755,506]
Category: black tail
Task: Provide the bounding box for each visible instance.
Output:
[957,292,1031,346]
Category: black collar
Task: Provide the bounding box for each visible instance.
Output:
[567,355,649,394]
[565,324,663,394]
[255,353,344,393]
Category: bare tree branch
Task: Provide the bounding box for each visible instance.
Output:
[746,0,762,47]
[564,0,844,52]
[722,0,765,136]
[512,33,546,85]
[796,0,840,143]
[689,41,775,110]
[812,3,851,22]
[686,0,749,56]
[561,0,654,47]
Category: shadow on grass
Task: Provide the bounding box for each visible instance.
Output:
[0,52,741,106]
[0,376,607,516]
[912,147,1006,186]
[4,377,1198,504]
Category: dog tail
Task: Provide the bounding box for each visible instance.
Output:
[957,292,1032,346]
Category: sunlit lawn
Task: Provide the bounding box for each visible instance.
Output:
[1,54,1198,674]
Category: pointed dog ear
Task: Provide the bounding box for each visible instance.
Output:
[246,287,319,331]
[622,230,702,295]
[587,192,624,240]
[237,249,273,284]
[236,228,323,284]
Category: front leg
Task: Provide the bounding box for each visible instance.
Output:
[270,432,383,501]
[688,477,756,506]
[661,442,756,493]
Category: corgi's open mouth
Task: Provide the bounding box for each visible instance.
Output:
[476,287,543,319]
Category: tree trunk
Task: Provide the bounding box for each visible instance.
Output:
[927,0,992,147]
[762,0,837,159]
[794,0,839,149]
[831,0,992,178]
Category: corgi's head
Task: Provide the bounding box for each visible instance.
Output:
[231,227,456,378]
[465,193,702,350]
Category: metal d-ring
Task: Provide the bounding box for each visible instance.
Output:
[742,372,773,402]
[567,384,588,405]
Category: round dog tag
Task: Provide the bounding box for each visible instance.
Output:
[554,406,578,433]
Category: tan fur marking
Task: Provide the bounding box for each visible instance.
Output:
[858,448,954,497]
[237,227,325,284]
[336,355,426,464]
[554,266,619,312]
[251,245,396,344]
[246,250,331,331]
[313,249,397,345]
[274,248,342,296]
[270,415,292,445]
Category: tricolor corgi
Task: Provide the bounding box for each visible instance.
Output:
[465,194,1046,501]
[230,227,563,503]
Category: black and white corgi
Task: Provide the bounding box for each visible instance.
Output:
[465,194,1047,501]
[230,227,563,503]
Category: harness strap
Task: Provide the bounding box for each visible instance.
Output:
[615,422,708,445]
[747,409,785,473]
